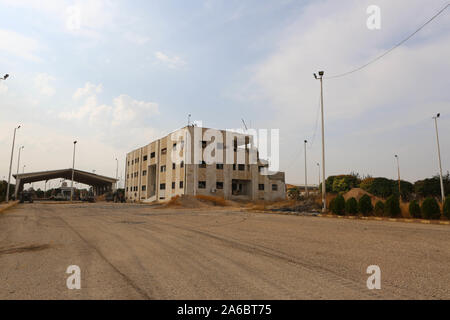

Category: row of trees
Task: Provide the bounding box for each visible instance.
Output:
[0,181,15,202]
[330,194,450,220]
[322,173,449,201]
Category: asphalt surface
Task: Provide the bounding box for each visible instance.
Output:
[0,202,449,299]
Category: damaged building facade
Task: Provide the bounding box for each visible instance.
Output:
[125,126,285,202]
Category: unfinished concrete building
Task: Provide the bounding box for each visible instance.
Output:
[125,126,285,202]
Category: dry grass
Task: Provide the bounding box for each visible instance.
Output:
[195,195,229,206]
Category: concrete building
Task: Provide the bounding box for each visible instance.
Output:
[125,126,286,202]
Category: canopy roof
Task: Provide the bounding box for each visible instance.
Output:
[13,169,117,186]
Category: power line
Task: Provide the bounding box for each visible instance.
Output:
[326,3,449,79]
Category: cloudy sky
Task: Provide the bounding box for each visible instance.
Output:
[0,0,449,189]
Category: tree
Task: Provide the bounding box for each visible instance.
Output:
[414,173,450,198]
[358,194,373,216]
[287,187,301,200]
[325,174,361,193]
[421,198,441,220]
[345,197,358,215]
[331,194,345,216]
[409,200,421,219]
[443,196,450,219]
[384,195,401,217]
[374,201,384,216]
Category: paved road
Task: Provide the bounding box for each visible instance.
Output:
[1,203,449,299]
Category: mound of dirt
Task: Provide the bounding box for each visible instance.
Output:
[343,188,372,201]
[163,195,208,208]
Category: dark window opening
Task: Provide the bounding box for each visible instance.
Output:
[161,148,167,155]
[198,181,206,189]
[143,155,148,161]
[160,165,166,172]
[172,182,175,189]
[179,181,184,188]
[142,185,146,191]
[216,163,224,170]
[272,184,278,191]
[216,182,224,189]
[151,152,155,158]
[160,183,166,190]
[172,163,176,170]
[259,184,265,191]
[238,164,245,171]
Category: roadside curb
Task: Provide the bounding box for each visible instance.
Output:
[316,213,450,226]
[249,209,449,226]
[0,201,19,214]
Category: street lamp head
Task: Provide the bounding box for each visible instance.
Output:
[304,140,307,143]
[318,71,324,76]
[74,140,77,144]
[3,74,9,80]
[437,113,440,118]
[313,73,318,79]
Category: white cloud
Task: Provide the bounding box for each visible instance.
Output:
[155,51,186,69]
[73,82,103,99]
[0,29,42,62]
[112,94,159,126]
[0,82,8,94]
[125,33,150,45]
[34,73,56,96]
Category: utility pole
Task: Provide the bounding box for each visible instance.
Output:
[394,155,401,198]
[317,163,321,192]
[115,158,119,190]
[6,125,20,203]
[433,114,445,203]
[304,140,308,197]
[16,145,24,179]
[314,71,326,212]
[70,141,77,202]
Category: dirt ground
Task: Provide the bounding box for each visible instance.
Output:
[1,202,449,299]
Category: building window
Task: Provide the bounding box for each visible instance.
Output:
[142,185,146,191]
[142,170,147,176]
[172,182,175,189]
[216,163,224,170]
[259,184,265,191]
[238,164,245,171]
[173,143,177,150]
[216,182,223,189]
[143,155,148,161]
[131,160,134,165]
[198,181,206,189]
[172,163,176,170]
[179,181,184,188]
[180,161,184,168]
[272,184,278,191]
[128,161,130,166]
[136,158,139,163]
[161,148,167,155]
[233,164,236,171]
[161,165,166,172]
[199,161,206,168]
[201,141,207,148]
[160,183,166,190]
[151,152,155,158]
[126,187,128,191]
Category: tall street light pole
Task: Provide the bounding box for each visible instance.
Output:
[433,113,445,203]
[16,146,24,178]
[317,163,321,192]
[6,125,20,203]
[314,71,326,212]
[304,140,308,197]
[70,141,77,202]
[394,155,401,198]
[115,158,119,190]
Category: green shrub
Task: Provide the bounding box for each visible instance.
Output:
[358,194,373,216]
[374,201,384,216]
[409,200,421,218]
[384,195,401,217]
[421,197,441,220]
[345,197,358,215]
[444,196,450,219]
[332,194,345,216]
